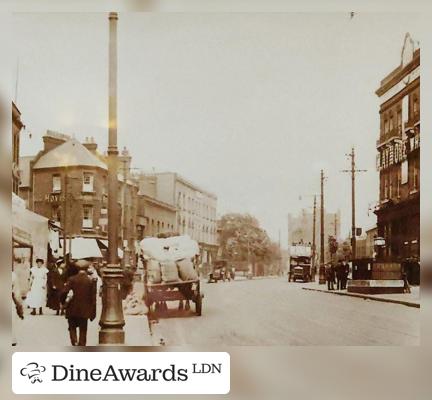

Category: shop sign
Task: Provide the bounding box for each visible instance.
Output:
[377,133,420,171]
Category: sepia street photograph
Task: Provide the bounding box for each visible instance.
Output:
[11,12,422,347]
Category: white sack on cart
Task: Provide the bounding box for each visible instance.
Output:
[160,260,180,283]
[176,258,198,281]
[140,237,168,260]
[147,259,162,284]
[165,235,200,260]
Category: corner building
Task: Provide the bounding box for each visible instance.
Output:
[374,33,420,284]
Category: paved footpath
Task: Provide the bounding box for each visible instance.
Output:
[15,283,153,347]
[301,281,420,308]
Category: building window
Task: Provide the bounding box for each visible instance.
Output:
[413,96,419,116]
[397,110,402,133]
[396,170,401,198]
[52,174,61,192]
[82,206,93,228]
[389,113,393,131]
[83,172,94,192]
[401,160,408,184]
[384,118,389,134]
[384,176,389,200]
[412,161,419,191]
[99,207,108,232]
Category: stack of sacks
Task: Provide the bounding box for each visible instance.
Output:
[176,258,198,281]
[165,235,200,260]
[160,260,180,283]
[140,235,200,284]
[146,259,162,284]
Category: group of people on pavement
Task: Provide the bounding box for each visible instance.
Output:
[325,260,350,291]
[13,257,100,346]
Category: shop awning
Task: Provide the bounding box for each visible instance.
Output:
[96,239,123,257]
[12,193,49,261]
[69,237,103,259]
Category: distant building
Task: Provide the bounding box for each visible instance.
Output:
[356,226,377,259]
[138,172,218,263]
[135,194,176,240]
[288,208,341,262]
[374,33,420,284]
[12,102,24,194]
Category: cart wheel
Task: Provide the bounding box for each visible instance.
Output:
[195,295,202,316]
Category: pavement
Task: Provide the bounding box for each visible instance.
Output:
[15,282,153,347]
[301,280,420,308]
[150,276,419,346]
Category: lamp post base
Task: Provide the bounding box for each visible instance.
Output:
[99,263,125,345]
[99,329,125,345]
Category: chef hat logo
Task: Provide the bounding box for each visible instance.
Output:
[20,362,46,383]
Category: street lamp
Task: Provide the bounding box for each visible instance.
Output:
[99,11,125,345]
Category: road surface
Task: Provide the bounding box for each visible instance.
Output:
[150,276,419,346]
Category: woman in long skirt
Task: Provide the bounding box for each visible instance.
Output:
[47,261,66,315]
[26,258,48,315]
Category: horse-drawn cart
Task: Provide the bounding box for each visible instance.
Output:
[140,235,203,318]
[143,276,203,316]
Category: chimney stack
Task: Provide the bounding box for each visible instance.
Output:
[83,136,98,153]
[43,130,69,152]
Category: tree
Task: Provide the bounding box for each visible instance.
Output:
[218,213,280,269]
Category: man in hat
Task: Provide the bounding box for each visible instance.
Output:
[62,259,97,346]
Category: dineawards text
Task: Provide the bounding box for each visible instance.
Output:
[52,364,189,382]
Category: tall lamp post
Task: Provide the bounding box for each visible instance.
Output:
[99,11,125,345]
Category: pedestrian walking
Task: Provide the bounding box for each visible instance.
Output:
[26,258,48,315]
[341,261,349,290]
[402,270,411,293]
[335,261,343,290]
[47,261,67,315]
[326,264,335,290]
[62,259,97,346]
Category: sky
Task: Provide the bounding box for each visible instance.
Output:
[13,12,426,246]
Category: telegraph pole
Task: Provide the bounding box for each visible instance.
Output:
[342,147,366,262]
[334,213,337,237]
[312,195,317,280]
[99,11,125,345]
[319,170,326,284]
[278,228,281,275]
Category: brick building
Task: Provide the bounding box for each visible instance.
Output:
[136,193,176,240]
[374,33,420,284]
[19,132,138,252]
[12,102,24,194]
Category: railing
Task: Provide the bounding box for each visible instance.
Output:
[376,126,402,147]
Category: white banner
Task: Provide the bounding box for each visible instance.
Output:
[12,352,230,394]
